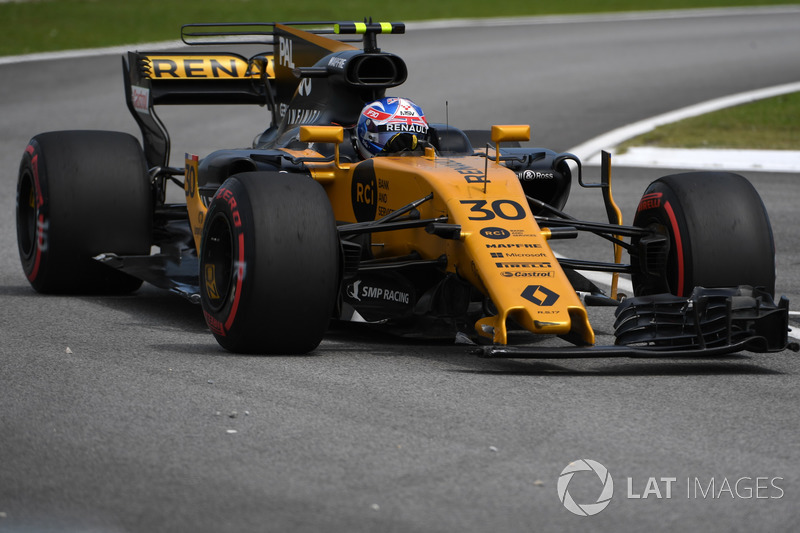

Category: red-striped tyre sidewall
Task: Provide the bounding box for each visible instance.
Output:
[200,172,339,354]
[632,172,775,297]
[16,131,151,294]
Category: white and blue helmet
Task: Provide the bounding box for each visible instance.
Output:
[355,97,429,158]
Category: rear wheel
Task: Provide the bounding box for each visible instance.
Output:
[631,171,775,297]
[16,130,152,294]
[200,172,339,354]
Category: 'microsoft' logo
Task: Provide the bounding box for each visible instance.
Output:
[557,459,614,516]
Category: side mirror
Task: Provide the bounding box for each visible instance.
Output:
[299,125,344,144]
[299,125,345,169]
[490,125,530,162]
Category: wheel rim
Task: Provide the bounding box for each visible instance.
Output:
[636,214,683,296]
[17,171,37,261]
[202,213,234,312]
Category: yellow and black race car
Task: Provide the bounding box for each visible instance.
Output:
[16,21,793,356]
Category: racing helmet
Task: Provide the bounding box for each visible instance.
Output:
[355,97,429,158]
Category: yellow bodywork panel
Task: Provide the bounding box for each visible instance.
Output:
[305,143,595,346]
[184,154,207,251]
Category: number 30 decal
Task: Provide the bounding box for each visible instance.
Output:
[460,199,526,220]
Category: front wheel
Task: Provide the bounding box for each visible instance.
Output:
[631,171,775,297]
[200,172,340,354]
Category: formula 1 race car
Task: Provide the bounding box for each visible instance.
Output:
[16,21,793,357]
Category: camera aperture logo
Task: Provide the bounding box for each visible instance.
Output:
[557,459,614,516]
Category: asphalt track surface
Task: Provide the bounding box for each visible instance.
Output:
[1,7,800,533]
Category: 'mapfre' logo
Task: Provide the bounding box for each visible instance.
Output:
[557,459,614,516]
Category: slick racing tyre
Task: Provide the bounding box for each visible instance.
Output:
[200,172,339,354]
[16,130,152,294]
[631,172,775,297]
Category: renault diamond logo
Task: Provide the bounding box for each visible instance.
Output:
[521,285,559,306]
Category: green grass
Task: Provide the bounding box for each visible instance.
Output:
[0,0,796,56]
[618,92,800,151]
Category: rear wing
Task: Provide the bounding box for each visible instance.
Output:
[126,52,273,105]
[122,50,272,170]
[123,21,406,169]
